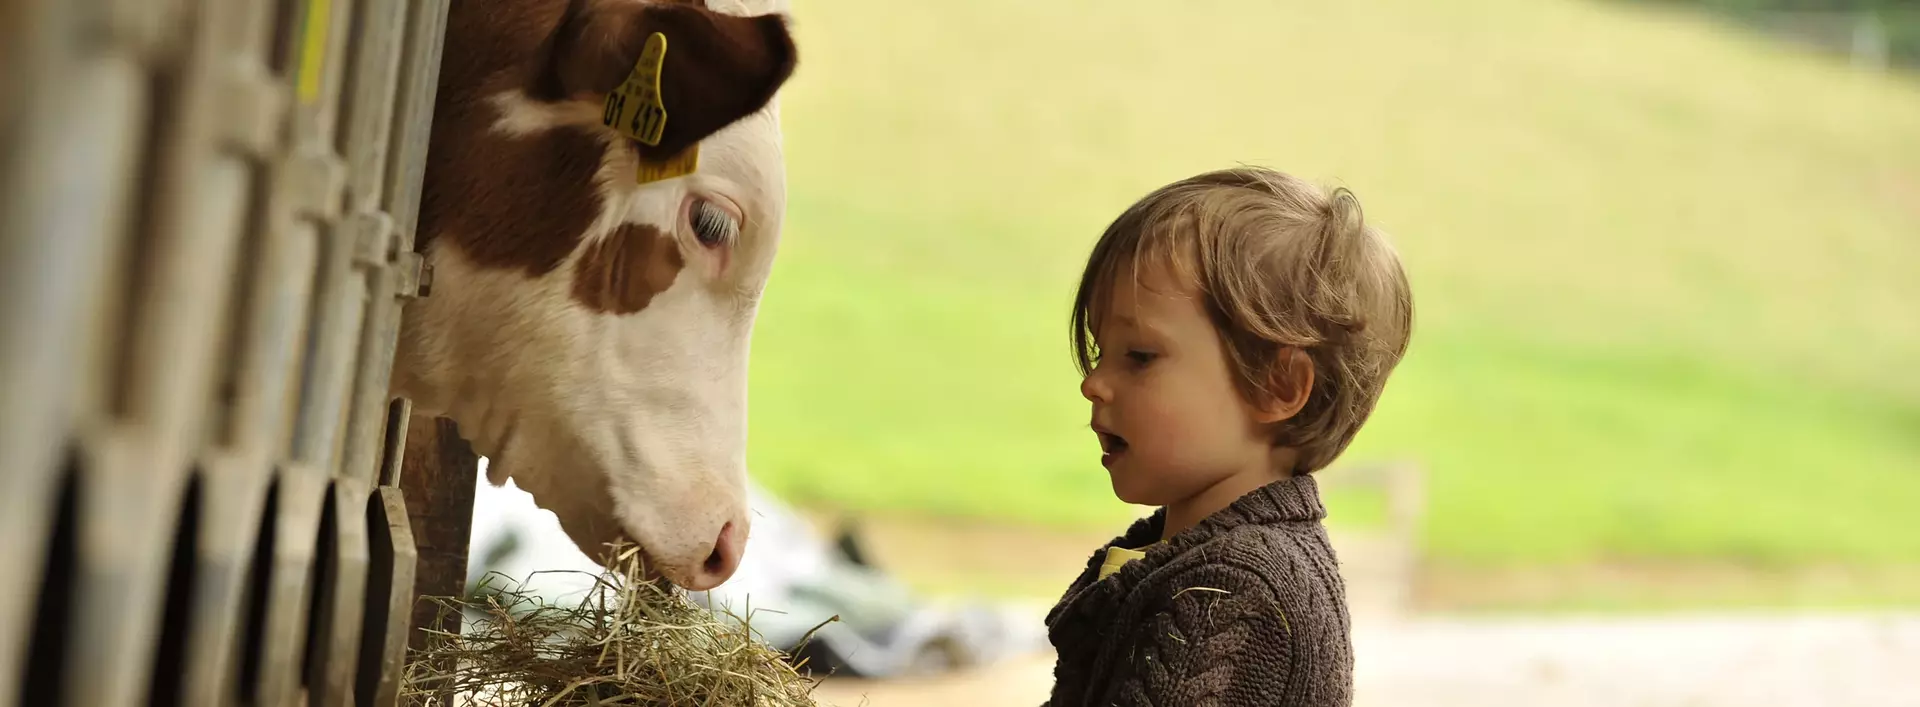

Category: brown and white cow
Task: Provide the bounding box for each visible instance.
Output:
[391,0,798,591]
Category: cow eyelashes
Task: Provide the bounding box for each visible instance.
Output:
[690,199,738,248]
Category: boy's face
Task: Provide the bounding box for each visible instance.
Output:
[1080,261,1278,508]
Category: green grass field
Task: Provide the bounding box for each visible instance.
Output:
[743,0,1920,577]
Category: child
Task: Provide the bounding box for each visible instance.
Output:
[1042,166,1413,707]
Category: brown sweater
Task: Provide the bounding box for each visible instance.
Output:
[1041,475,1354,707]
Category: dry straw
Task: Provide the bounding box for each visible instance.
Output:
[402,543,833,707]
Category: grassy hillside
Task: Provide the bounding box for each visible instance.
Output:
[743,0,1920,571]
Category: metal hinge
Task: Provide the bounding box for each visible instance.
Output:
[395,251,431,299]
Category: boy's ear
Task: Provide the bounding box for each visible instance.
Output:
[1252,348,1314,425]
[548,0,797,159]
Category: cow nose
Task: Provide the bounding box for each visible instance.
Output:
[683,520,742,591]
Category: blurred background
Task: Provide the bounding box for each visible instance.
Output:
[8,0,1912,703]
[755,0,1920,610]
[475,0,1920,704]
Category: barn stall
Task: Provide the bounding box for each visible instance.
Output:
[0,0,469,705]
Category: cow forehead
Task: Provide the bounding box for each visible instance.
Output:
[417,0,792,285]
[679,107,786,222]
[429,88,780,278]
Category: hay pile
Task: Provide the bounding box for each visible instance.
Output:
[403,544,831,707]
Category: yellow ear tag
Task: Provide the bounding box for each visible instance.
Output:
[604,32,669,144]
[636,145,699,184]
[602,31,699,185]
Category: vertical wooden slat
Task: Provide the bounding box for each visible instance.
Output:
[0,0,34,146]
[306,478,373,707]
[380,14,457,695]
[399,415,479,707]
[251,466,330,707]
[289,186,363,476]
[361,398,419,707]
[252,0,355,703]
[58,0,271,702]
[178,454,279,707]
[0,1,126,702]
[6,0,454,703]
[356,0,456,691]
[16,456,82,707]
[338,0,408,203]
[100,0,183,59]
[144,472,205,707]
[383,0,452,246]
[305,0,414,698]
[343,230,406,483]
[284,0,361,487]
[282,0,353,469]
[165,0,298,701]
[361,485,420,707]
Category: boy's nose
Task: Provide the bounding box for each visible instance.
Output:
[1080,373,1109,403]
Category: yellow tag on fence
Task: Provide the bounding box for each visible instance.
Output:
[296,0,332,104]
[603,32,671,146]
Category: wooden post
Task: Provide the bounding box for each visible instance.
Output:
[396,414,477,705]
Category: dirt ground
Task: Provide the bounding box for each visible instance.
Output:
[805,514,1920,707]
[810,612,1920,707]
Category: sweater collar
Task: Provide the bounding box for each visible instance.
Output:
[1114,473,1327,552]
[1048,474,1328,627]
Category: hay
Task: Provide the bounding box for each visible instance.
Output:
[403,543,832,707]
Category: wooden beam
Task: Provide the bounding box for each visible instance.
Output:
[396,414,476,705]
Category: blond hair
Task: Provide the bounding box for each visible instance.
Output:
[1070,166,1414,473]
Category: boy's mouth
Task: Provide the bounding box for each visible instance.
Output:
[1095,428,1129,467]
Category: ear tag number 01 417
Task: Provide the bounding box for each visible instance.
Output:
[603,31,699,185]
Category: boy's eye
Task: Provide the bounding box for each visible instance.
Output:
[1126,350,1157,366]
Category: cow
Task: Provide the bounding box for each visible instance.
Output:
[390,0,799,592]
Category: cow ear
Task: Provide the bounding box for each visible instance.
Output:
[549,0,797,159]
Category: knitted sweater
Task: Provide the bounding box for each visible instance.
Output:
[1041,475,1354,707]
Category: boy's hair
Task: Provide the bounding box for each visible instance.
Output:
[1071,166,1414,473]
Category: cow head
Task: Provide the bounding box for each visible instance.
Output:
[394,0,797,591]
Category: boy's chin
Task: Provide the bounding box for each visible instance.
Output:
[1107,473,1166,508]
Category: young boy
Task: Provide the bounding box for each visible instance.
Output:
[1042,166,1413,707]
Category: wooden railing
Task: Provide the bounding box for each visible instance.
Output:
[0,1,452,705]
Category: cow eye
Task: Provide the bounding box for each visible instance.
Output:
[690,199,738,248]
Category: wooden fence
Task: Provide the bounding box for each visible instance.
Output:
[0,0,456,705]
